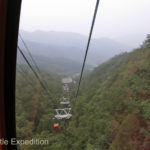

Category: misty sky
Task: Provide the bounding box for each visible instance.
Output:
[20,0,150,39]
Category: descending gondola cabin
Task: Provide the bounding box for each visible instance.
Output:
[53,123,60,132]
[67,104,71,108]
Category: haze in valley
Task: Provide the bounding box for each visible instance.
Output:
[18,0,150,74]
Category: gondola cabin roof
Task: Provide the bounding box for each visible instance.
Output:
[62,77,72,84]
[54,123,59,128]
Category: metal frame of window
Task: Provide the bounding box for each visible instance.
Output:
[0,0,22,149]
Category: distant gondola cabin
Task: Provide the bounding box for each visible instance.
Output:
[53,123,60,132]
[67,104,71,108]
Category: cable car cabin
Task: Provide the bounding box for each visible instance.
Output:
[62,77,72,84]
[64,88,69,93]
[60,101,70,104]
[60,97,70,105]
[53,123,60,132]
[62,83,68,86]
[63,85,69,92]
[67,104,71,108]
[60,97,68,101]
[55,109,72,119]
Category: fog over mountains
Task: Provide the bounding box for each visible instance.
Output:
[18,30,135,74]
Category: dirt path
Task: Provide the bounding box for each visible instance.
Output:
[24,80,40,150]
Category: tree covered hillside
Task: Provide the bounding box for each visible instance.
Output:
[16,35,150,150]
[16,66,63,150]
[67,35,150,150]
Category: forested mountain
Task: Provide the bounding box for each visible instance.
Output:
[16,35,150,150]
[115,34,146,48]
[19,30,132,66]
[16,65,63,150]
[17,51,92,76]
[68,35,150,150]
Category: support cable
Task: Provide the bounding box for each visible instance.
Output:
[19,34,41,74]
[16,63,57,107]
[19,34,51,94]
[18,46,49,94]
[76,0,100,98]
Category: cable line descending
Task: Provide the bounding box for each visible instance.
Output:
[76,0,100,98]
[18,46,49,94]
[19,34,51,94]
[19,34,41,74]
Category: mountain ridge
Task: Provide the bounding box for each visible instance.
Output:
[19,30,132,66]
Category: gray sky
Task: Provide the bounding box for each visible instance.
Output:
[20,0,150,39]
